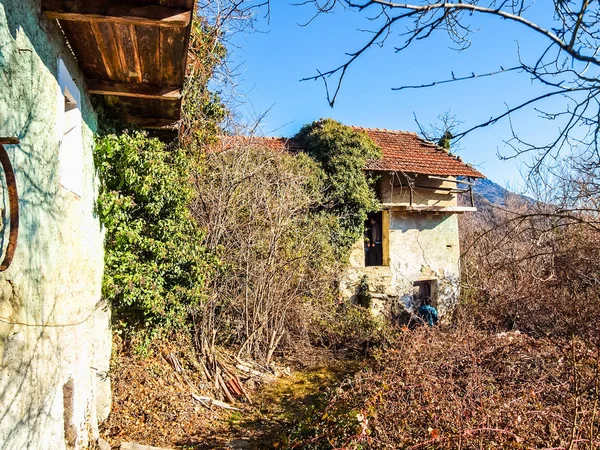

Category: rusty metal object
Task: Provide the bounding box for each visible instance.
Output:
[0,139,19,271]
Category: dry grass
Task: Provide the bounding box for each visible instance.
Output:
[101,334,219,448]
[290,325,600,449]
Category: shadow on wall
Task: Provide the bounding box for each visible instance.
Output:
[394,213,452,233]
[0,1,105,448]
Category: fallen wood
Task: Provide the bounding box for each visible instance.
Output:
[226,377,243,397]
[191,393,241,411]
[235,363,276,381]
[216,369,236,404]
[164,352,183,373]
[235,375,253,405]
[120,442,173,450]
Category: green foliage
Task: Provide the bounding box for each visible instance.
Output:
[437,130,453,150]
[294,119,382,258]
[180,18,228,150]
[355,275,372,308]
[95,131,216,335]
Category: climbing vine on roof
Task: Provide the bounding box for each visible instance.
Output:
[294,118,382,259]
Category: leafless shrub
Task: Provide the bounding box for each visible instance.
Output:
[459,168,600,343]
[291,325,600,449]
[190,142,340,366]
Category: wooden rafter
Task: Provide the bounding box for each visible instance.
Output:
[123,115,179,129]
[382,204,478,214]
[42,0,191,28]
[86,79,181,100]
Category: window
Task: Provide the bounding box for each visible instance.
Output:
[364,210,389,266]
[57,59,83,197]
[413,278,438,307]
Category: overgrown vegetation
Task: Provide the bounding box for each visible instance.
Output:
[180,17,227,150]
[95,132,216,339]
[190,141,388,367]
[295,119,382,259]
[97,8,599,450]
[96,14,227,343]
[290,325,599,449]
[287,166,600,449]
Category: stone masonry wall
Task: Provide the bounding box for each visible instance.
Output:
[341,212,462,320]
[0,2,110,449]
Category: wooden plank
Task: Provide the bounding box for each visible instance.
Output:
[428,175,476,185]
[381,209,390,267]
[86,79,181,100]
[123,115,179,129]
[159,27,186,85]
[111,23,141,83]
[0,138,20,145]
[90,22,123,80]
[382,204,478,214]
[58,21,109,80]
[135,25,161,85]
[413,184,469,194]
[43,0,191,28]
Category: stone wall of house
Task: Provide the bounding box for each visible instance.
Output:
[341,211,461,321]
[0,2,110,449]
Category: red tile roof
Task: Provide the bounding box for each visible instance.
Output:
[213,135,304,153]
[216,127,485,178]
[352,127,485,178]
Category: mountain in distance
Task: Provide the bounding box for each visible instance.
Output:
[460,177,533,208]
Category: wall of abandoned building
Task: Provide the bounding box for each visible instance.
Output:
[378,173,458,207]
[341,210,461,320]
[0,2,110,449]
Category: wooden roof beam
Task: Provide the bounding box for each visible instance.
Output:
[124,116,179,129]
[86,79,181,100]
[42,0,191,28]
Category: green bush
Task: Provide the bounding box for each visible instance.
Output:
[294,119,382,259]
[95,131,217,335]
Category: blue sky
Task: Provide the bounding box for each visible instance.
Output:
[227,2,570,188]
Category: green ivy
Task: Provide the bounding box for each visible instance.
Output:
[294,119,382,259]
[95,131,217,335]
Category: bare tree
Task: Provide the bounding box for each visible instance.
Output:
[190,141,340,368]
[294,0,600,169]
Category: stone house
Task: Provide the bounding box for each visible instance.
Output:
[0,1,193,448]
[227,126,485,320]
[340,127,485,319]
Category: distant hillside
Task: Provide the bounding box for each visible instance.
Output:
[460,177,532,208]
[474,178,513,206]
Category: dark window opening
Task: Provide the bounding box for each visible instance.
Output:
[365,211,383,266]
[413,279,438,308]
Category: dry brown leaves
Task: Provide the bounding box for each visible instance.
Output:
[100,334,227,448]
[291,325,600,449]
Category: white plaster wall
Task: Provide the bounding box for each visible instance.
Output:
[387,212,461,317]
[0,2,110,449]
[341,211,461,319]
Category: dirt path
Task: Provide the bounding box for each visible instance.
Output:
[186,359,361,449]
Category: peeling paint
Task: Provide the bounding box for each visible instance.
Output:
[341,210,462,322]
[0,1,110,449]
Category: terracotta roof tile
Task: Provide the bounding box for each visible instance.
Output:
[213,135,291,152]
[216,128,485,178]
[351,127,485,178]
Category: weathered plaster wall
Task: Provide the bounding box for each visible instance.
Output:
[0,2,110,449]
[379,173,458,207]
[341,211,461,319]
